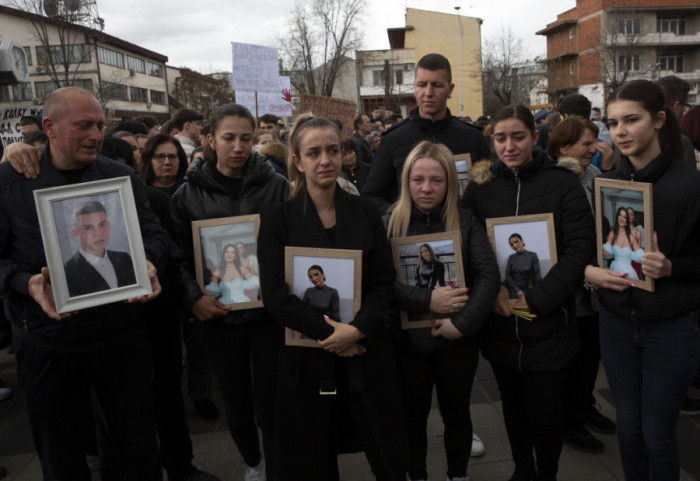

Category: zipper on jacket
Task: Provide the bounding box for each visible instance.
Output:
[514,172,521,216]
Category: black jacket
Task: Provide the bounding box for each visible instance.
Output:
[341,159,371,192]
[64,250,136,297]
[463,150,595,371]
[169,153,289,322]
[387,206,501,354]
[352,131,373,165]
[0,151,169,352]
[597,145,700,320]
[363,107,491,213]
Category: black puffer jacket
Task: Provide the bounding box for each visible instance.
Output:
[386,205,501,354]
[598,145,700,320]
[462,150,595,372]
[169,153,289,323]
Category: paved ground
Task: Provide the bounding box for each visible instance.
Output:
[0,344,698,481]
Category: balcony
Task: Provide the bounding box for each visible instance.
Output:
[606,32,700,47]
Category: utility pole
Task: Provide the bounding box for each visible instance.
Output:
[455,6,464,117]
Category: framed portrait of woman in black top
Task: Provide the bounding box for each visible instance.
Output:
[284,247,362,347]
[391,231,466,329]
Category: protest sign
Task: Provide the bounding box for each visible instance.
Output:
[231,42,279,93]
[298,94,357,138]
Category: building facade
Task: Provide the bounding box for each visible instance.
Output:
[537,0,699,107]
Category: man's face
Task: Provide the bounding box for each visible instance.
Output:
[371,108,381,119]
[414,68,454,122]
[19,123,39,136]
[591,110,601,121]
[183,120,203,141]
[44,93,105,168]
[72,211,110,257]
[358,115,371,136]
[259,121,280,138]
[671,95,690,122]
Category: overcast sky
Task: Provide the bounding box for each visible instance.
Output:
[97,0,576,73]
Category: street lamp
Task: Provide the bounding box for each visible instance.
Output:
[454,6,464,117]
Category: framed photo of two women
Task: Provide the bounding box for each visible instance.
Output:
[390,231,466,329]
[594,178,654,292]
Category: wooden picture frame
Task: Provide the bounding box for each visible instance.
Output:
[284,247,362,347]
[33,176,151,313]
[191,214,262,311]
[486,213,558,303]
[390,231,466,329]
[594,178,654,292]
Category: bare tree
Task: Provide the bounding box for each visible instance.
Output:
[171,67,233,118]
[595,13,643,95]
[3,0,100,90]
[278,0,364,97]
[478,26,537,116]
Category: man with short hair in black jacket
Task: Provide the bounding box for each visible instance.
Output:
[362,53,491,214]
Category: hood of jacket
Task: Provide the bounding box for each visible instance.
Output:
[469,149,583,186]
[183,151,277,194]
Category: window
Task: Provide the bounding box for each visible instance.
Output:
[569,63,575,74]
[658,52,684,73]
[150,89,166,105]
[72,79,93,91]
[35,80,59,99]
[395,69,403,85]
[618,54,640,72]
[130,86,148,103]
[147,61,163,78]
[618,18,640,35]
[97,46,124,68]
[23,47,33,66]
[568,29,574,39]
[372,70,381,86]
[0,86,9,102]
[101,81,128,101]
[12,83,32,101]
[127,55,145,74]
[36,44,90,65]
[657,15,686,35]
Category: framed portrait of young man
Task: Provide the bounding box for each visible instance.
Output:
[594,178,654,292]
[34,177,152,313]
[284,247,362,348]
[390,231,466,329]
[191,214,262,311]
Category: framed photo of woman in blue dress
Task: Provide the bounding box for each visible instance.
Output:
[486,213,558,310]
[390,231,466,329]
[192,215,263,311]
[594,178,654,292]
[284,247,362,348]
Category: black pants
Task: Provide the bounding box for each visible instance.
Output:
[201,320,279,479]
[395,338,479,480]
[182,319,213,402]
[15,326,161,481]
[564,313,601,428]
[492,363,568,481]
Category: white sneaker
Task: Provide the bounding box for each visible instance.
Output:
[470,432,485,457]
[244,460,265,481]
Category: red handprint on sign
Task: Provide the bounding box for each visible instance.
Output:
[281,89,292,103]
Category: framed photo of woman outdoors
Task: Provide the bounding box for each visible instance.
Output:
[486,213,558,309]
[284,247,362,348]
[594,178,654,292]
[191,214,262,311]
[390,231,466,329]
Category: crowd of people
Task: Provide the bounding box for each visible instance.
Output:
[0,51,699,481]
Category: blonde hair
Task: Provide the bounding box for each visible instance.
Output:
[387,141,460,238]
[287,112,341,198]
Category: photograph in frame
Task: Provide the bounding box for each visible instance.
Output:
[594,178,654,292]
[390,231,466,329]
[454,153,472,198]
[486,213,558,308]
[192,215,262,311]
[33,176,152,314]
[284,247,362,348]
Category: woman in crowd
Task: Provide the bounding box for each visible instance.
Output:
[205,244,259,304]
[415,243,446,290]
[258,113,407,480]
[139,133,189,197]
[584,80,700,481]
[602,207,643,280]
[504,233,541,300]
[302,265,341,322]
[547,116,617,455]
[169,103,289,481]
[385,140,500,481]
[463,105,595,481]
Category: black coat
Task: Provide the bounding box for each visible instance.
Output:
[169,153,289,322]
[463,150,595,372]
[597,145,700,320]
[64,250,136,297]
[387,206,501,354]
[258,187,408,479]
[363,107,491,213]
